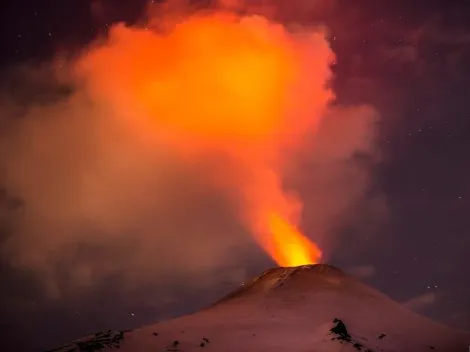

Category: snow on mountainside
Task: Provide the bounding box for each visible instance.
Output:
[45,264,470,352]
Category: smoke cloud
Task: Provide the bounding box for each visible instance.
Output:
[0,0,382,297]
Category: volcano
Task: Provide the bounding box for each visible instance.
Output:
[46,264,469,352]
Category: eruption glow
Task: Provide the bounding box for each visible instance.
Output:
[75,11,330,266]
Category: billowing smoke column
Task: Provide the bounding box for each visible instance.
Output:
[0,0,381,296]
[75,11,330,266]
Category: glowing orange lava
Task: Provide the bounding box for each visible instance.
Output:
[76,11,329,267]
[267,213,322,266]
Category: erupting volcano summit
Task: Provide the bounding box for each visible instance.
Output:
[46,264,470,352]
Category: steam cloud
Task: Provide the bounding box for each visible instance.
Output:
[0,0,383,297]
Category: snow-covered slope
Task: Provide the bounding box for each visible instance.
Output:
[46,264,469,352]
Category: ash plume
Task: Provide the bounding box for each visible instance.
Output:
[0,0,384,297]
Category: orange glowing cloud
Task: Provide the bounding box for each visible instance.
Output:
[74,11,334,266]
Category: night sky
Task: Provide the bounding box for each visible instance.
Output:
[1,0,470,351]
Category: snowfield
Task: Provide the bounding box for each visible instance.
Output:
[45,264,470,352]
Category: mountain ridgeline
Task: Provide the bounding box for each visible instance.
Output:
[45,264,470,352]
